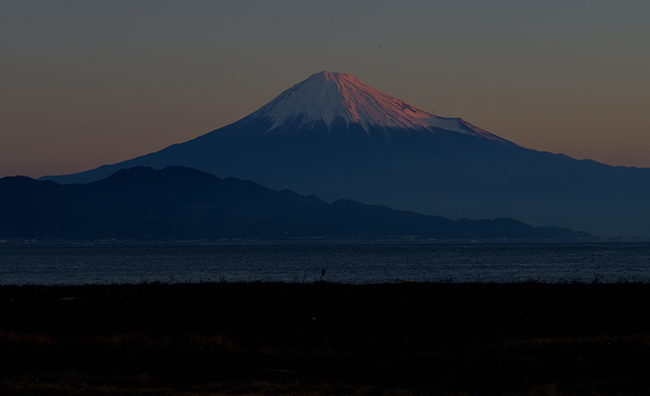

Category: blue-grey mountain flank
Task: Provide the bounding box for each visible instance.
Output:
[41,71,650,237]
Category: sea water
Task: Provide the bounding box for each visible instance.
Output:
[1,242,650,285]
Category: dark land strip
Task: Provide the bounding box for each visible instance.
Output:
[1,281,649,395]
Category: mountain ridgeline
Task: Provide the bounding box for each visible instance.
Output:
[41,71,650,237]
[1,166,588,241]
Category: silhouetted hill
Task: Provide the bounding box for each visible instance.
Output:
[2,166,591,241]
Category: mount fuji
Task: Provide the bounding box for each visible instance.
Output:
[42,71,650,237]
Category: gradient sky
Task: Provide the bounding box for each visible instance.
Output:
[2,1,650,179]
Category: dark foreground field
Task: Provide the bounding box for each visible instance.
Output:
[1,281,649,395]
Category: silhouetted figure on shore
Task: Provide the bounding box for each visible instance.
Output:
[320,268,325,281]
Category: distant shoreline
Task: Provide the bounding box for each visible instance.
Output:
[4,235,648,247]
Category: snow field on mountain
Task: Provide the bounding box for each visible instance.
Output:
[250,71,506,143]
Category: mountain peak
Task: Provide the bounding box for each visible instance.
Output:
[249,70,436,132]
[247,71,509,143]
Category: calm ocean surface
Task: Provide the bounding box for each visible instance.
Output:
[1,242,650,285]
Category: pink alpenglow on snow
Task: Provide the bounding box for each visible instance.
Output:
[250,71,510,143]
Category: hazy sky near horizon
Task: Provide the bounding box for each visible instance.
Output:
[2,0,650,178]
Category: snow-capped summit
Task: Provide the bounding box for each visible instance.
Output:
[249,71,434,131]
[247,71,509,143]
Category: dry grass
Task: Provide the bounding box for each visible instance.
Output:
[0,331,58,348]
[1,281,650,395]
[0,376,565,396]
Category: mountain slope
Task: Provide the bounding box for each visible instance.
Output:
[2,166,587,241]
[40,71,650,237]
